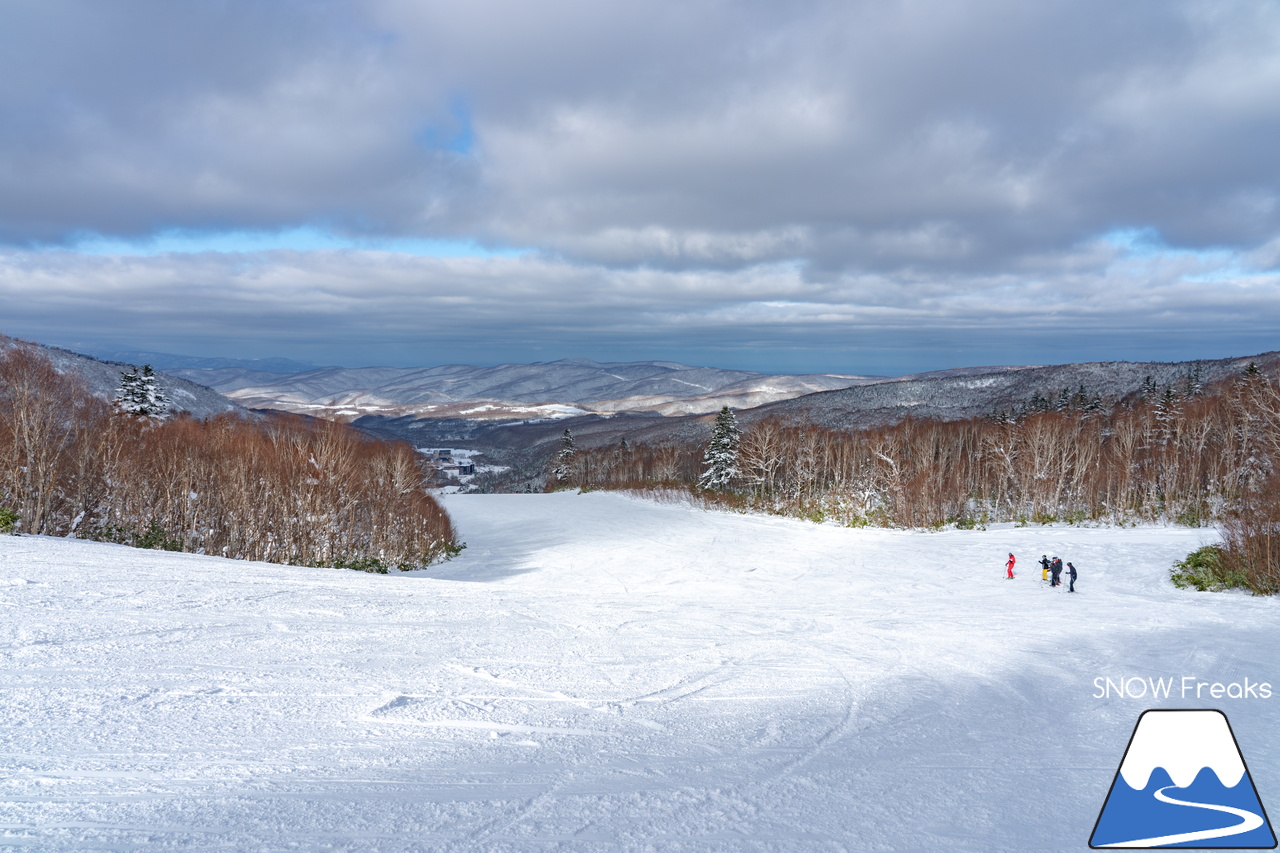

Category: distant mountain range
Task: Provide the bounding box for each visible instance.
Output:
[91,350,324,374]
[576,352,1280,452]
[169,350,1280,442]
[167,359,878,419]
[315,350,1280,487]
[8,334,1279,477]
[736,354,1280,430]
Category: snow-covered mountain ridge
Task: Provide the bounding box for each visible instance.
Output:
[169,359,877,419]
[171,352,1280,437]
[739,353,1280,431]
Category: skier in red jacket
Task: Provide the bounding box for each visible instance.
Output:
[1006,553,1016,579]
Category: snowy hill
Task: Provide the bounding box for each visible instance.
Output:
[737,353,1280,430]
[3,491,1277,851]
[517,351,1280,456]
[170,353,1280,434]
[167,359,875,419]
[0,334,241,419]
[337,351,1280,492]
[217,352,1280,474]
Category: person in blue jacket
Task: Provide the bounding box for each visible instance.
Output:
[1067,562,1078,593]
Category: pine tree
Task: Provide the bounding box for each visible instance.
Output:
[551,428,577,484]
[1233,363,1267,494]
[1139,375,1158,400]
[1183,362,1205,397]
[1070,384,1090,411]
[114,365,168,417]
[698,406,741,491]
[1155,385,1181,447]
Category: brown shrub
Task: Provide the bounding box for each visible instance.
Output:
[0,346,457,571]
[1218,471,1280,594]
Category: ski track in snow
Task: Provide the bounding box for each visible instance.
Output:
[1,491,1278,851]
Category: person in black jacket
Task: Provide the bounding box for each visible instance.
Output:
[1067,562,1078,593]
[1039,555,1051,583]
[1050,557,1063,587]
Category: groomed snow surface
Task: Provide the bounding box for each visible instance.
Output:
[2,491,1278,852]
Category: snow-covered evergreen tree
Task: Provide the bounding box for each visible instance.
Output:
[698,406,741,491]
[1182,362,1205,397]
[1155,385,1181,447]
[1139,375,1158,400]
[551,428,577,484]
[1026,392,1051,414]
[114,365,168,417]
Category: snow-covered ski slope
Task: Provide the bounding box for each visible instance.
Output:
[2,491,1278,851]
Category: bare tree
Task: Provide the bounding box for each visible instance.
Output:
[0,344,92,533]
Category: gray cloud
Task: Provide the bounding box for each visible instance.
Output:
[0,0,470,241]
[4,2,1280,264]
[2,247,1276,375]
[2,0,1279,371]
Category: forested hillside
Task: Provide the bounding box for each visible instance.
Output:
[0,333,240,419]
[0,343,457,572]
[562,362,1280,592]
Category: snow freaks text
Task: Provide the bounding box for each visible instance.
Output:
[1093,676,1273,701]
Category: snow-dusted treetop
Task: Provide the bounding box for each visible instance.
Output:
[698,406,740,491]
[114,365,169,417]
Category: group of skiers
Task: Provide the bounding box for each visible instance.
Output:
[1004,553,1078,592]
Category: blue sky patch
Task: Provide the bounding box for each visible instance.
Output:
[49,226,522,259]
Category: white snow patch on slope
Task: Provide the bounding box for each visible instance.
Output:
[1,492,1277,851]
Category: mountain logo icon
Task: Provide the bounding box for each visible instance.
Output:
[1091,709,1277,848]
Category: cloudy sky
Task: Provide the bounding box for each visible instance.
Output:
[2,0,1278,375]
